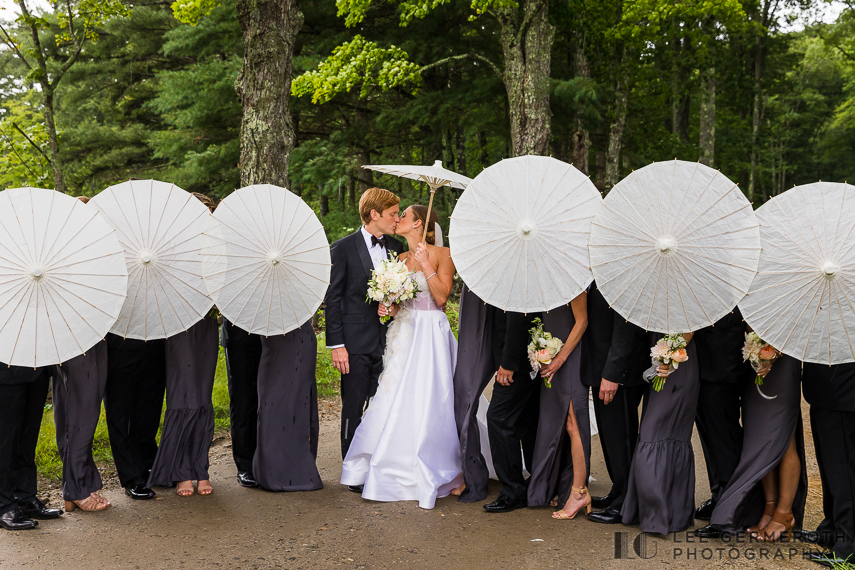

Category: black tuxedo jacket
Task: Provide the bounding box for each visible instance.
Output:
[489,308,537,373]
[694,309,754,384]
[803,362,855,412]
[582,285,649,388]
[324,230,404,355]
[0,365,43,386]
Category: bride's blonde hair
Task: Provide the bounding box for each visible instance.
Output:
[408,205,440,245]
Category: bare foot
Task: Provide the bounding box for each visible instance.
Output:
[450,483,466,496]
[176,481,194,497]
[197,480,213,496]
[91,492,111,508]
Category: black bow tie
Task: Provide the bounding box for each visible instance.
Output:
[371,235,387,248]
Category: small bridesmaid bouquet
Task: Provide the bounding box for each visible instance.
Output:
[742,332,781,386]
[366,252,420,323]
[648,334,688,392]
[527,318,564,388]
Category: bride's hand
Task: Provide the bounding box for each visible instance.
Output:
[414,243,435,274]
[378,304,399,318]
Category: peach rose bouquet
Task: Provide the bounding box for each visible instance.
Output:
[527,318,564,388]
[649,334,688,392]
[742,332,781,386]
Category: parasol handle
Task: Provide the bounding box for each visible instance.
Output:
[421,189,437,244]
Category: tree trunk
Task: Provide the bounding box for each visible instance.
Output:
[320,193,329,217]
[499,0,554,157]
[41,87,65,193]
[748,34,764,201]
[235,0,303,187]
[347,175,355,209]
[572,36,590,174]
[699,67,716,167]
[605,67,628,190]
[358,148,373,193]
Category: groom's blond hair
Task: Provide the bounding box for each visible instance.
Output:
[359,187,400,224]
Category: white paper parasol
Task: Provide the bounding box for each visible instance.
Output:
[0,188,127,367]
[202,184,331,336]
[738,182,855,364]
[89,179,213,340]
[449,155,602,312]
[363,160,472,242]
[589,160,761,333]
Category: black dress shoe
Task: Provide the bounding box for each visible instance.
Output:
[591,492,615,510]
[237,471,259,488]
[124,477,156,500]
[18,497,62,520]
[694,524,722,539]
[483,495,526,513]
[805,550,847,567]
[0,509,38,530]
[347,485,364,493]
[587,507,623,524]
[695,498,715,521]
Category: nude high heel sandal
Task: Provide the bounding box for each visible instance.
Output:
[552,486,591,520]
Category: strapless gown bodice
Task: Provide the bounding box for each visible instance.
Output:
[408,272,442,312]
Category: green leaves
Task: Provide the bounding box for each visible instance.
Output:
[171,0,222,25]
[54,0,130,43]
[292,35,422,103]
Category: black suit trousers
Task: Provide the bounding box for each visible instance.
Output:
[0,373,49,515]
[340,347,384,459]
[487,372,541,502]
[695,380,743,501]
[104,336,166,487]
[225,336,262,473]
[592,383,646,511]
[811,406,855,558]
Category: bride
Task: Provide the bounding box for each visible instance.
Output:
[340,204,463,509]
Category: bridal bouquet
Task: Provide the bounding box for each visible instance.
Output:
[649,334,688,392]
[742,332,780,386]
[527,318,564,388]
[366,253,420,323]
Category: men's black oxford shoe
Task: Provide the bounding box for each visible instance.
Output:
[237,471,259,488]
[483,495,526,513]
[18,497,62,520]
[694,524,722,539]
[347,485,364,493]
[591,492,615,510]
[0,509,38,530]
[587,507,623,524]
[124,478,156,500]
[694,498,716,521]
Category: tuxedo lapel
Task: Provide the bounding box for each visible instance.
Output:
[354,230,374,279]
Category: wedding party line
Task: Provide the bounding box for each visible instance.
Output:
[0,156,852,567]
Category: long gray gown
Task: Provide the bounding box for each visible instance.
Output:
[148,316,219,486]
[621,339,699,534]
[452,284,495,503]
[709,355,808,532]
[52,340,107,501]
[253,324,322,491]
[527,305,590,508]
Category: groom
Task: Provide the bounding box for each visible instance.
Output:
[325,187,403,490]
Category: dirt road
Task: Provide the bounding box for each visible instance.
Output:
[0,399,822,569]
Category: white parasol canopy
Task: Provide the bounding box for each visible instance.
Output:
[202,184,331,336]
[738,181,855,364]
[0,188,127,367]
[364,160,472,242]
[589,160,761,334]
[89,179,213,340]
[449,155,602,312]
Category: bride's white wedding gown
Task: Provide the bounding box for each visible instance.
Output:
[340,271,463,509]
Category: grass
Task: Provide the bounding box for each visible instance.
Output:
[36,306,460,481]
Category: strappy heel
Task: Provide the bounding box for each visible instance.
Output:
[64,494,109,512]
[755,510,795,542]
[552,486,591,520]
[747,500,777,534]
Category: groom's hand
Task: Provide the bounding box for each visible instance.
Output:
[496,366,514,386]
[332,347,350,374]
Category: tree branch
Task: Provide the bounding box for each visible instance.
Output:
[51,32,87,90]
[0,22,32,69]
[11,122,53,165]
[0,128,41,178]
[420,52,502,80]
[514,0,545,49]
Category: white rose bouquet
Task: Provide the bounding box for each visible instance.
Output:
[527,318,564,388]
[742,332,781,386]
[648,334,688,392]
[366,252,421,323]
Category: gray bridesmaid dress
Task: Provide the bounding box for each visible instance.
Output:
[621,339,699,534]
[253,324,322,491]
[527,305,590,508]
[148,315,219,486]
[452,284,495,503]
[53,340,108,501]
[709,355,808,533]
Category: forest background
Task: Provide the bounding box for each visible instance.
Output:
[2,0,855,244]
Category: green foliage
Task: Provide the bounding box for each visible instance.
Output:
[53,0,130,43]
[0,91,52,189]
[171,0,223,25]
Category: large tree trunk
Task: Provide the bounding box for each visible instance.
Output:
[41,87,65,193]
[500,0,554,156]
[572,37,590,174]
[699,67,716,167]
[605,66,628,190]
[235,0,303,187]
[748,34,764,201]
